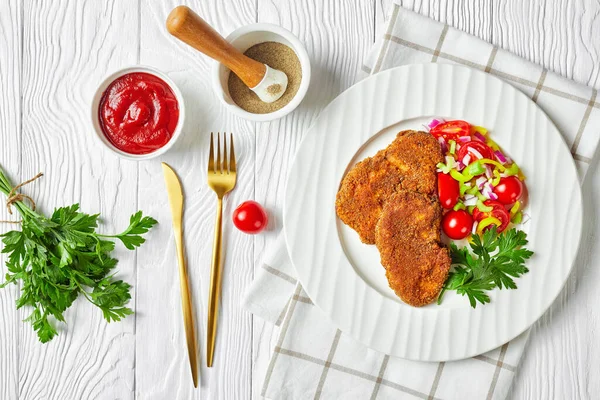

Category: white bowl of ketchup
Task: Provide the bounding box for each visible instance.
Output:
[91,65,185,160]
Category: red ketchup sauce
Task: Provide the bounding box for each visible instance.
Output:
[99,72,179,155]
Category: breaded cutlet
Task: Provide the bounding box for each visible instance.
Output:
[335,130,443,244]
[375,191,451,307]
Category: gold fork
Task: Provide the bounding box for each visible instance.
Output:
[206,132,237,367]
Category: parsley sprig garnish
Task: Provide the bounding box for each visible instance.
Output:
[0,168,157,342]
[438,227,534,308]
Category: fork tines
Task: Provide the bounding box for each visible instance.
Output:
[209,132,236,174]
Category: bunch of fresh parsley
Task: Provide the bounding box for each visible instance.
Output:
[438,227,534,308]
[0,168,157,342]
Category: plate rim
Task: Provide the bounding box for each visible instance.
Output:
[283,63,583,361]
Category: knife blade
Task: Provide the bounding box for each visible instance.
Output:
[162,162,199,388]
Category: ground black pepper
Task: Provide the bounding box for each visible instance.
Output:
[228,42,302,114]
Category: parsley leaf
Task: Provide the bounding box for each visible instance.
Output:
[0,167,157,342]
[438,227,533,308]
[100,211,158,250]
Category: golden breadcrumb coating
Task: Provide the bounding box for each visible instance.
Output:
[335,130,451,306]
[375,191,451,307]
[335,130,442,244]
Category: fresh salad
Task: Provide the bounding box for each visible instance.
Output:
[428,119,527,240]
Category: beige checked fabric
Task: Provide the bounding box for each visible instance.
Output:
[243,4,598,400]
[245,234,527,400]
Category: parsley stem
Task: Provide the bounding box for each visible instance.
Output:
[73,279,96,306]
[0,166,156,342]
[437,287,447,305]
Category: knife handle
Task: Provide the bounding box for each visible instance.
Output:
[175,227,199,387]
[207,197,223,367]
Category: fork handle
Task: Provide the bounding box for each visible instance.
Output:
[207,197,223,367]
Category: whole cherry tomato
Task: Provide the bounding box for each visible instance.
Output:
[442,209,473,240]
[437,172,459,209]
[232,201,268,234]
[493,176,523,205]
[430,120,470,141]
[472,200,510,232]
[456,140,494,161]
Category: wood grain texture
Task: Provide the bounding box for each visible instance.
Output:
[490,2,600,399]
[253,0,375,398]
[491,0,600,88]
[17,1,139,399]
[377,0,493,40]
[136,1,254,399]
[0,1,21,399]
[1,0,600,399]
[375,1,600,399]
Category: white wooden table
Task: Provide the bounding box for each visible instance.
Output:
[1,1,599,399]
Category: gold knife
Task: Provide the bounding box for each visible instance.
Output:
[162,162,199,388]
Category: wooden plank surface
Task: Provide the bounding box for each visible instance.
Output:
[253,1,375,398]
[135,1,254,399]
[488,3,600,399]
[16,1,140,399]
[377,0,493,39]
[0,1,22,399]
[0,1,599,399]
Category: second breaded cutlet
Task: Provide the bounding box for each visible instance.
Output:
[335,130,443,244]
[375,191,451,307]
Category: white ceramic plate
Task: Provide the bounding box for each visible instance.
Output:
[284,63,582,361]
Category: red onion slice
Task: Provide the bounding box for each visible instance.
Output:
[473,132,486,142]
[428,119,442,129]
[476,177,487,189]
[438,137,448,153]
[469,148,484,159]
[494,150,507,164]
[485,164,493,178]
[464,196,478,207]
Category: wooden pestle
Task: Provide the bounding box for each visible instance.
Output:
[166,6,266,89]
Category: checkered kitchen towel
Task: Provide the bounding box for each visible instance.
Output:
[243,4,599,399]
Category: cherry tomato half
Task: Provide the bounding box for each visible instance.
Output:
[437,172,459,209]
[232,201,268,234]
[430,120,470,141]
[442,209,474,240]
[456,140,494,161]
[493,176,523,205]
[472,200,510,232]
